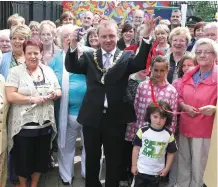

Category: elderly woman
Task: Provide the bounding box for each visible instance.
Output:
[0,50,9,187]
[49,24,87,185]
[177,38,217,187]
[117,23,135,50]
[39,20,60,65]
[29,21,40,39]
[166,27,191,83]
[0,29,11,53]
[5,39,61,187]
[86,28,100,49]
[0,25,31,79]
[204,22,218,42]
[60,11,75,25]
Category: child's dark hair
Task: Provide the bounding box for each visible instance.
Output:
[177,52,197,78]
[145,100,173,127]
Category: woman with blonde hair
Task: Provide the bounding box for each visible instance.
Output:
[154,24,170,54]
[39,20,60,65]
[0,25,31,79]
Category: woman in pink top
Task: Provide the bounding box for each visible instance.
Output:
[177,38,217,187]
[125,55,178,142]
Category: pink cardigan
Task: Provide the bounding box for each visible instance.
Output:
[179,65,217,138]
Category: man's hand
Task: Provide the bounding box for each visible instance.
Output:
[143,14,160,38]
[70,27,82,50]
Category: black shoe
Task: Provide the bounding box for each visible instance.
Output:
[61,179,70,185]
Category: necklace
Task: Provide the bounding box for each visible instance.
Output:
[26,66,42,82]
[93,51,123,84]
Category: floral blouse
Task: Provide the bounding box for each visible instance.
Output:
[125,79,178,141]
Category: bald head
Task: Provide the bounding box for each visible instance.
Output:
[82,11,94,29]
[133,10,144,27]
[0,29,11,53]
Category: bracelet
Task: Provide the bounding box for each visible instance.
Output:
[29,96,32,104]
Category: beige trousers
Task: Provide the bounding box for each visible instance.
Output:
[0,151,7,187]
[177,134,210,187]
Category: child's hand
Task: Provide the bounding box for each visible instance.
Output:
[131,165,138,176]
[159,167,169,177]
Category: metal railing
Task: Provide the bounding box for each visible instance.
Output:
[0,1,62,29]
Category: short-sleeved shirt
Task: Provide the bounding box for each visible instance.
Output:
[133,124,177,175]
[6,63,60,151]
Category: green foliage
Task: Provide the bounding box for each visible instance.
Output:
[195,1,217,21]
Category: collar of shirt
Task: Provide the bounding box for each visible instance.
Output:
[192,69,212,86]
[101,48,117,59]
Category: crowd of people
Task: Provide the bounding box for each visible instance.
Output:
[0,8,217,187]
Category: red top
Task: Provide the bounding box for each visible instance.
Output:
[125,41,164,76]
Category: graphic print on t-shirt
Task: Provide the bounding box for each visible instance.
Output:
[142,138,167,158]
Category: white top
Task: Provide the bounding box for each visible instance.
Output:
[133,125,177,175]
[6,63,60,151]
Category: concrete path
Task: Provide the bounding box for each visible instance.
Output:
[6,138,168,187]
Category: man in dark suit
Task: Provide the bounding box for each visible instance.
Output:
[65,18,156,187]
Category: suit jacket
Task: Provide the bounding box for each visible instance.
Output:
[65,41,151,128]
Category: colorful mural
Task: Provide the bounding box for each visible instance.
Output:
[62,1,170,25]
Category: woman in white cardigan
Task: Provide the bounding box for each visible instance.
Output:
[5,39,61,187]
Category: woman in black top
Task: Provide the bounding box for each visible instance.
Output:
[117,23,136,50]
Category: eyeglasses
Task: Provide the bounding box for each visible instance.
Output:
[195,51,214,56]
